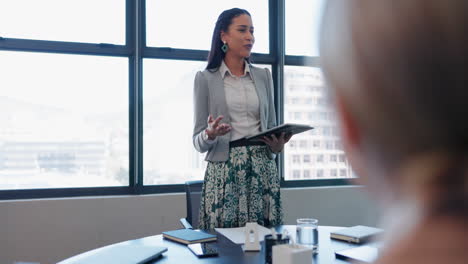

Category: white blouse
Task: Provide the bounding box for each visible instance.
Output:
[219,60,261,141]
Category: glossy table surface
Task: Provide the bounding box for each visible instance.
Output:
[59,226,374,264]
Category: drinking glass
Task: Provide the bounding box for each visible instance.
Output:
[296,218,319,252]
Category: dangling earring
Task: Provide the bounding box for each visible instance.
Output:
[221,41,228,53]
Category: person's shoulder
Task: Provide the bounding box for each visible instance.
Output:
[249,63,264,71]
[196,68,219,79]
[249,64,271,76]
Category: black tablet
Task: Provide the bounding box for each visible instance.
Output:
[246,123,314,141]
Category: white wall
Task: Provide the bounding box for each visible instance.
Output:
[0,186,380,264]
[282,186,380,227]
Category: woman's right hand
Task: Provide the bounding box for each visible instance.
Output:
[205,115,231,140]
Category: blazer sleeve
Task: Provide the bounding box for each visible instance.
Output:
[265,68,277,160]
[193,71,217,153]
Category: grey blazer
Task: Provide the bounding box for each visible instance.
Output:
[193,65,277,162]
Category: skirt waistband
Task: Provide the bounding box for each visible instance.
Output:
[229,138,266,148]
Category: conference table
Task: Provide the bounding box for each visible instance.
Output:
[59,226,376,264]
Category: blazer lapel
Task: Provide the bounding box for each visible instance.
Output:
[211,72,230,122]
[250,67,266,131]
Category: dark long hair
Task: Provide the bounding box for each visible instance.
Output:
[206,8,251,71]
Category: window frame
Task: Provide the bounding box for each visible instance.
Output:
[0,0,349,200]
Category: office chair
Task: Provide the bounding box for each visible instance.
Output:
[180,180,204,229]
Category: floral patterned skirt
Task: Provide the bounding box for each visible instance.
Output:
[198,145,283,230]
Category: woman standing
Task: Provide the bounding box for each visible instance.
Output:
[193,8,291,230]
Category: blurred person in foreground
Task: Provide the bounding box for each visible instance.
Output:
[320,1,468,263]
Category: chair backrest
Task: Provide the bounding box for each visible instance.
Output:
[185,180,204,229]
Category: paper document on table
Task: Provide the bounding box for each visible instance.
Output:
[215,224,272,244]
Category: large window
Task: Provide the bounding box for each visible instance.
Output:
[143,59,206,185]
[283,66,353,181]
[285,0,325,56]
[0,51,129,190]
[283,0,354,182]
[146,0,269,53]
[0,0,351,199]
[0,0,126,44]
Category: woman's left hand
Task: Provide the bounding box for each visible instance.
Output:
[260,132,293,153]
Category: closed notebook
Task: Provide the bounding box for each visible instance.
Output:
[330,225,383,243]
[162,229,217,244]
